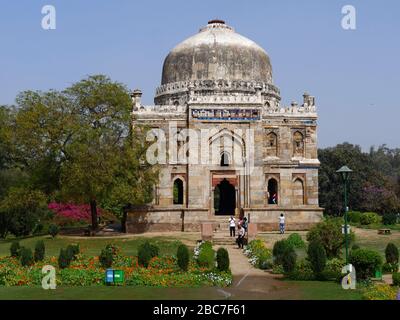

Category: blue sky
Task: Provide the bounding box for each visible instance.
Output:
[0,0,399,150]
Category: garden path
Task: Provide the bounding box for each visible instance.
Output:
[214,242,301,299]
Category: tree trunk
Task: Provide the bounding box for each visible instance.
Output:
[90,199,98,231]
[121,209,127,233]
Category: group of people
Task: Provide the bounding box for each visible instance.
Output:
[229,215,248,248]
[228,213,286,248]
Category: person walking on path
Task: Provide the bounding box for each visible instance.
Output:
[237,225,245,248]
[242,217,248,233]
[279,213,285,234]
[229,216,236,237]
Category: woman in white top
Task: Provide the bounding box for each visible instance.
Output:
[229,216,236,237]
[279,213,285,234]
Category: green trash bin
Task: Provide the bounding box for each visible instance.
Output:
[375,269,382,279]
[113,270,124,284]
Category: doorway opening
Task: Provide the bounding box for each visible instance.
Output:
[268,178,278,204]
[214,178,236,215]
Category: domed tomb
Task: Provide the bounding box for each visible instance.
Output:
[155,20,279,105]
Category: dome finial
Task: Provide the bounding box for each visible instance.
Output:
[208,19,225,25]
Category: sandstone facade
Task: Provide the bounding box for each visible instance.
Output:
[127,20,323,233]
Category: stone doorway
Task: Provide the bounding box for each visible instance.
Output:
[214,178,236,215]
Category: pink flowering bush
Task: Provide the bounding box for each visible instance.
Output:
[48,203,103,223]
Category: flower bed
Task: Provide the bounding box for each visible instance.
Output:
[0,253,232,288]
[362,283,399,300]
[243,239,272,269]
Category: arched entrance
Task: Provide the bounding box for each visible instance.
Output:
[214,178,236,215]
[267,178,278,204]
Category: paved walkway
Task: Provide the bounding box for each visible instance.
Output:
[214,241,300,299]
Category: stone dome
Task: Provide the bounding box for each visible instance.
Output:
[161,20,273,85]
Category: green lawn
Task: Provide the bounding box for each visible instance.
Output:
[288,280,364,300]
[0,286,223,300]
[0,282,365,300]
[352,229,400,256]
[0,235,183,257]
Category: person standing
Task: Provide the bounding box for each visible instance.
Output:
[237,225,245,248]
[242,217,248,233]
[279,213,285,234]
[229,216,236,237]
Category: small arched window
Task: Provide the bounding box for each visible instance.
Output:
[220,152,230,167]
[173,178,184,205]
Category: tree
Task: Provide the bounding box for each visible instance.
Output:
[0,187,47,237]
[306,218,353,258]
[101,126,158,232]
[60,75,133,230]
[318,143,400,216]
[12,90,78,195]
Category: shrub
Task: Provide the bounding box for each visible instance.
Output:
[360,212,381,225]
[349,248,383,279]
[10,241,20,258]
[197,243,215,269]
[271,264,284,274]
[259,260,273,270]
[382,213,397,226]
[138,241,159,268]
[58,248,72,269]
[272,239,292,265]
[105,243,120,256]
[99,247,113,268]
[281,245,297,274]
[393,272,400,286]
[307,218,353,258]
[351,244,360,251]
[66,244,80,260]
[307,241,327,278]
[286,233,306,248]
[34,240,45,262]
[216,248,230,272]
[245,239,272,269]
[177,244,190,271]
[287,260,314,280]
[199,241,213,251]
[322,258,345,281]
[385,243,399,265]
[348,211,361,223]
[48,224,59,238]
[382,262,398,274]
[20,247,34,266]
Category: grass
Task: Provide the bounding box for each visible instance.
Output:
[288,280,364,300]
[0,286,223,300]
[350,222,400,231]
[352,228,400,256]
[0,235,183,257]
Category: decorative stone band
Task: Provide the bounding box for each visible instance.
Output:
[188,93,262,105]
[155,79,280,99]
[132,103,317,117]
[133,104,186,113]
[262,104,317,116]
